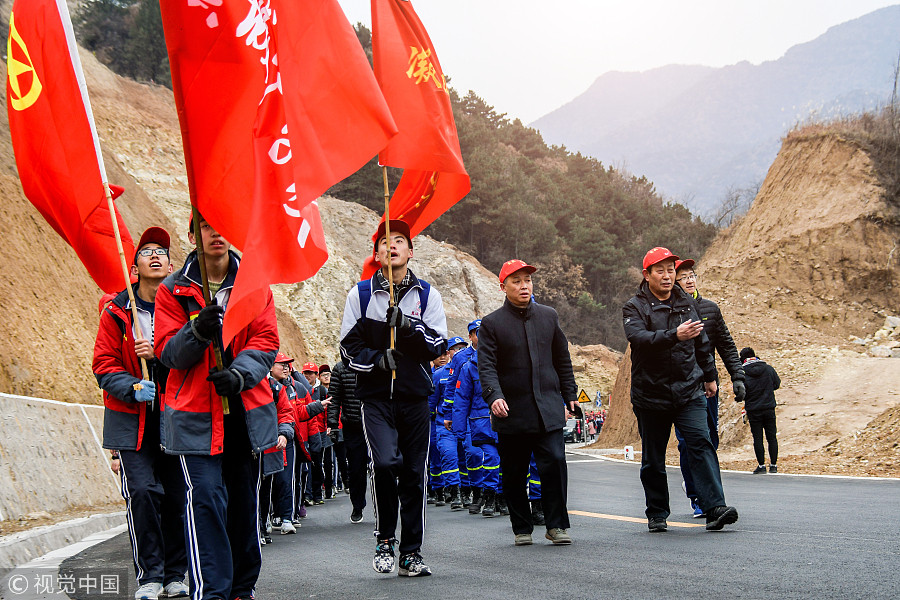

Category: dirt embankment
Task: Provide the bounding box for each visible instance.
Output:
[595,132,900,476]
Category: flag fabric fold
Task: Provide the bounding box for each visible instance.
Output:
[160,0,397,345]
[366,0,470,279]
[7,0,133,293]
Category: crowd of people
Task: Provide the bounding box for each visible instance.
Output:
[94,215,771,600]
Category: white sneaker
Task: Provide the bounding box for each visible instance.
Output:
[163,581,189,598]
[135,582,163,600]
[281,521,297,534]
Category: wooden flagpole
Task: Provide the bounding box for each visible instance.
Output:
[190,204,230,415]
[103,184,150,383]
[382,167,397,380]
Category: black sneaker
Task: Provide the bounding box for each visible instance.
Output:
[398,552,432,577]
[769,465,778,474]
[350,508,364,524]
[705,506,739,531]
[373,539,396,573]
[752,466,767,474]
[648,517,667,532]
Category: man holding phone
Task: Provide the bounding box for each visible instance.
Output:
[622,247,738,533]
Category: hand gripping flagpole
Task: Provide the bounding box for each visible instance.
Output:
[56,0,150,385]
[190,204,230,415]
[382,167,397,380]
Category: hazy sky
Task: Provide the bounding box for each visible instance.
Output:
[338,1,900,123]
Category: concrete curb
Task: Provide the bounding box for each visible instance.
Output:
[0,511,125,571]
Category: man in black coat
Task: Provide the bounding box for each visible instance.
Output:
[327,360,369,522]
[478,259,578,547]
[623,247,738,533]
[674,258,746,517]
[738,347,781,474]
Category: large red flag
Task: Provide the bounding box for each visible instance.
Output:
[6,0,133,293]
[161,0,397,345]
[365,0,470,278]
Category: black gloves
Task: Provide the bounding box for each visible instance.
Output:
[385,306,411,332]
[193,304,225,341]
[733,380,746,402]
[377,348,404,372]
[207,367,244,396]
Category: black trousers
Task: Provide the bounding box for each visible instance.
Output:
[634,393,726,519]
[179,409,261,600]
[344,425,370,511]
[361,396,430,554]
[748,408,778,465]
[497,429,569,534]
[118,445,187,586]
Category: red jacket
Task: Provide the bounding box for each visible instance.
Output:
[93,286,165,451]
[155,251,279,456]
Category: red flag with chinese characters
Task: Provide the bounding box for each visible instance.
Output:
[365,0,470,279]
[6,0,133,293]
[161,0,397,345]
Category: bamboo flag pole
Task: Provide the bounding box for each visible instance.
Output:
[57,0,150,385]
[382,167,397,380]
[103,184,150,382]
[190,204,230,415]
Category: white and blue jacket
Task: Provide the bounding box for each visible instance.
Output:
[339,270,448,401]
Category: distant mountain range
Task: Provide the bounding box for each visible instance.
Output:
[532,5,900,214]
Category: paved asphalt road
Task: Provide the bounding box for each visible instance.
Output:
[58,449,900,600]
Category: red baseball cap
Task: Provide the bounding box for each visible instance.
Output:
[498,259,536,283]
[674,258,695,272]
[136,227,170,252]
[274,352,293,364]
[372,219,412,251]
[642,247,679,270]
[301,362,318,373]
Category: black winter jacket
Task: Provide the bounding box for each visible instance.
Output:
[478,299,577,434]
[327,361,361,430]
[623,282,718,411]
[741,358,780,413]
[690,292,744,383]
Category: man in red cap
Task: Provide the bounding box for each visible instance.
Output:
[299,361,328,505]
[674,258,746,516]
[93,227,188,600]
[623,247,738,533]
[478,259,579,547]
[339,219,448,577]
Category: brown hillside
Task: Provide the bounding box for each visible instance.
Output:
[595,131,900,475]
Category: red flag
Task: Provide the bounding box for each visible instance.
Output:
[161,0,397,345]
[6,0,133,293]
[365,0,470,278]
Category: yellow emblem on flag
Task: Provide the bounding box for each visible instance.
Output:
[7,13,43,111]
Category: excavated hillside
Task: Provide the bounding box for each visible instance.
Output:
[596,131,900,476]
[0,48,618,407]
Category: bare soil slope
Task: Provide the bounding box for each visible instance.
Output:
[595,132,900,476]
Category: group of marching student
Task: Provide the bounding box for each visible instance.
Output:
[95,214,581,600]
[427,324,546,524]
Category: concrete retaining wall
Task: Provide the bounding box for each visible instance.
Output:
[0,393,121,522]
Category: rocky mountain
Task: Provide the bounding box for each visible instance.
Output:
[533,5,900,213]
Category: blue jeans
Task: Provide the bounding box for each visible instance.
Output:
[674,390,719,500]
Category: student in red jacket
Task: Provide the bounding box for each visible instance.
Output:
[155,215,280,600]
[93,227,188,600]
